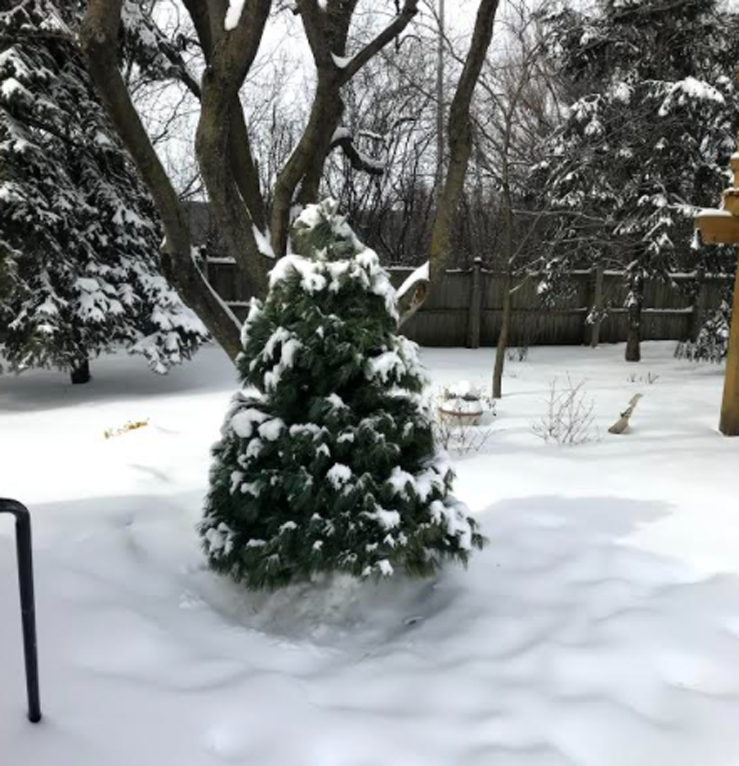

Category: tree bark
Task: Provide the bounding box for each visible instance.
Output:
[180,0,267,233]
[493,271,512,399]
[271,76,343,255]
[429,0,499,283]
[400,0,499,325]
[493,173,514,398]
[195,0,271,296]
[80,0,243,361]
[295,87,346,208]
[270,0,419,257]
[70,359,91,385]
[625,276,644,363]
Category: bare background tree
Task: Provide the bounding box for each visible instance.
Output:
[81,0,433,360]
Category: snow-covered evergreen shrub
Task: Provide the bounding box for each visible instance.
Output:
[0,0,207,379]
[676,297,732,363]
[0,241,19,303]
[201,200,484,590]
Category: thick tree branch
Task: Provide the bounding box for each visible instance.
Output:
[272,77,344,252]
[80,0,243,360]
[430,0,499,282]
[330,133,385,176]
[195,0,272,295]
[339,0,419,83]
[182,0,268,235]
[398,0,500,326]
[272,0,418,256]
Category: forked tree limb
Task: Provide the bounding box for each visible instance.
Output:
[182,0,268,233]
[271,0,419,256]
[196,0,272,296]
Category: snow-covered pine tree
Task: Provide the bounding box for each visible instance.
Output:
[533,0,739,361]
[0,241,18,304]
[676,289,733,363]
[0,0,207,383]
[200,200,484,590]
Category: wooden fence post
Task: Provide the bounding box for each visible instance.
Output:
[689,268,706,342]
[587,264,605,347]
[466,257,482,348]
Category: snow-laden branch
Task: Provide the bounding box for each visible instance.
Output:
[396,261,429,301]
[396,261,430,328]
[329,129,386,176]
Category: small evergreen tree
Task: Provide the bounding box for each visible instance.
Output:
[534,0,739,361]
[200,200,484,590]
[0,0,207,383]
[676,289,733,363]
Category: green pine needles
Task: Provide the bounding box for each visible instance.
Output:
[200,200,484,590]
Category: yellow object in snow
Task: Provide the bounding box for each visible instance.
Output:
[104,419,150,439]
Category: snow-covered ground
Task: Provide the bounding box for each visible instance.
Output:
[2,342,739,766]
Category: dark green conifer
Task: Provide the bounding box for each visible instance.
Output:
[201,200,484,590]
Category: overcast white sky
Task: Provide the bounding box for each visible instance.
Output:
[150,0,487,181]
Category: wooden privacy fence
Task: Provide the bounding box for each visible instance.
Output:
[205,257,732,348]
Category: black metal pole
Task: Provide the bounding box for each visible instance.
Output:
[0,498,41,723]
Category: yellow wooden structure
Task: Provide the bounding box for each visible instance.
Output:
[694,152,739,435]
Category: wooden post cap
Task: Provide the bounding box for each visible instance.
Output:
[695,208,739,245]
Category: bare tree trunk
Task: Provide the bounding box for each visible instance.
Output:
[195,0,271,296]
[398,0,498,328]
[493,271,512,398]
[625,276,644,363]
[83,0,421,351]
[435,0,446,194]
[271,76,343,256]
[80,0,243,360]
[296,92,345,207]
[271,0,419,256]
[400,0,498,327]
[493,175,514,398]
[719,258,739,435]
[70,359,91,385]
[429,0,499,282]
[180,0,267,233]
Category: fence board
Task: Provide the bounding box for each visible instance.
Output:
[207,259,732,347]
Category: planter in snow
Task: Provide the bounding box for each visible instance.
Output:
[436,381,491,427]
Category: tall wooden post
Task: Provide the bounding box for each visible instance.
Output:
[695,152,739,436]
[720,263,739,435]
